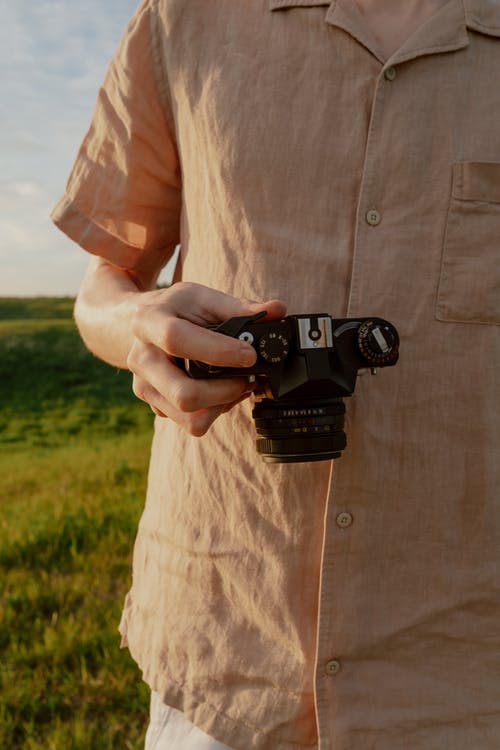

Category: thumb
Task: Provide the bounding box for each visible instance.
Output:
[238,297,287,322]
[168,282,287,325]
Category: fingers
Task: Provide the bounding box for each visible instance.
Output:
[150,400,239,437]
[150,405,168,418]
[128,341,254,426]
[132,372,253,437]
[127,282,286,436]
[132,283,287,366]
[136,316,258,368]
[141,376,231,436]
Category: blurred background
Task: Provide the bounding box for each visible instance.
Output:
[0,0,175,296]
[0,2,159,747]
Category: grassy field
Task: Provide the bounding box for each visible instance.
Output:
[0,298,154,749]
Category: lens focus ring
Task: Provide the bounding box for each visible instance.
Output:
[252,399,347,463]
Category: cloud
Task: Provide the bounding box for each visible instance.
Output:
[0,0,139,296]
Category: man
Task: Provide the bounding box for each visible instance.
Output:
[52,1,500,748]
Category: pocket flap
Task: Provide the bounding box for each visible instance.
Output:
[452,161,500,203]
[269,0,328,8]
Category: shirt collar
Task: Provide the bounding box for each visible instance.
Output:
[269,0,500,63]
[463,0,500,38]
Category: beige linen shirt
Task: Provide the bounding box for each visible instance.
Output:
[52,1,500,748]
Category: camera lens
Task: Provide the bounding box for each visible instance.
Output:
[252,398,347,463]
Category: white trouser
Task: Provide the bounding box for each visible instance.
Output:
[145,691,234,750]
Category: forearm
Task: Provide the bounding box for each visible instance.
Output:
[74,258,287,435]
[74,256,157,369]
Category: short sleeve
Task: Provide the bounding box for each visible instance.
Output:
[51,0,181,271]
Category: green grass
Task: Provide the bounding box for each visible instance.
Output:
[0,299,154,749]
[0,297,74,321]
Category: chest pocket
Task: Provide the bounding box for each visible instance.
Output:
[436,162,500,325]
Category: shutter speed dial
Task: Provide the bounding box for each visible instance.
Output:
[357,320,399,366]
[258,331,290,364]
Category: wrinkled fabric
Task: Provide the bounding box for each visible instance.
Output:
[52,1,500,749]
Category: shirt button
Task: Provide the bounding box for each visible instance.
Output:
[336,511,353,528]
[366,208,381,226]
[325,659,341,676]
[384,66,397,81]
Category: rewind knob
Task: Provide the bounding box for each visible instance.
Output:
[357,320,399,366]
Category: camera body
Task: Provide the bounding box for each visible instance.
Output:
[185,312,399,463]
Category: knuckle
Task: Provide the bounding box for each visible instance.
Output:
[165,281,195,308]
[186,418,209,438]
[161,317,183,355]
[126,347,140,372]
[127,342,148,373]
[171,382,200,413]
[131,376,149,404]
[171,280,195,297]
[187,407,224,437]
[130,304,148,337]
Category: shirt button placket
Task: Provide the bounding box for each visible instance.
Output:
[318,61,391,745]
[360,69,397,256]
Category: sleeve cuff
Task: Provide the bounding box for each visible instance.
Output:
[51,194,174,271]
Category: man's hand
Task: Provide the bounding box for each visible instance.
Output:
[127,282,287,435]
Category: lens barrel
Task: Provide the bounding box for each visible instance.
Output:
[252,398,347,463]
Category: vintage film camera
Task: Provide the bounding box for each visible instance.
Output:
[184,312,399,463]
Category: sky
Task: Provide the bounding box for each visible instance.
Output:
[0,0,142,297]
